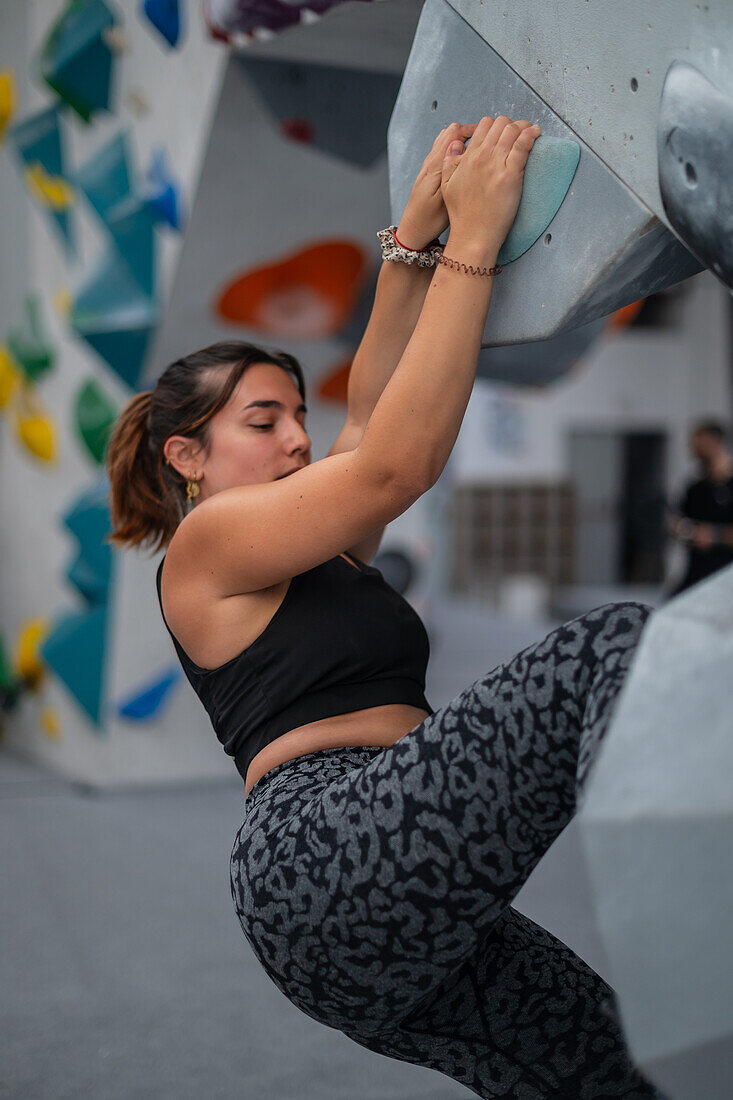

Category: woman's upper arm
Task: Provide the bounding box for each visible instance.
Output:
[165,448,421,595]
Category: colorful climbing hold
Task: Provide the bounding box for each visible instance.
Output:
[40,707,62,740]
[7,295,56,383]
[141,0,183,48]
[24,162,76,209]
[280,117,315,144]
[0,346,20,408]
[41,604,108,726]
[75,132,132,223]
[608,298,646,330]
[53,288,73,317]
[39,0,119,123]
[13,617,50,689]
[9,105,74,251]
[75,378,118,465]
[317,355,352,405]
[117,665,182,721]
[215,241,368,339]
[14,407,57,465]
[0,633,16,694]
[0,70,16,142]
[63,482,113,604]
[71,245,157,389]
[144,147,183,231]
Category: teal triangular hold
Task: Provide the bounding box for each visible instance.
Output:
[41,604,108,726]
[67,557,110,604]
[118,666,182,721]
[63,482,113,603]
[73,242,150,319]
[75,132,132,222]
[106,194,156,295]
[497,136,580,266]
[82,325,155,390]
[9,105,75,253]
[39,0,118,123]
[71,243,158,389]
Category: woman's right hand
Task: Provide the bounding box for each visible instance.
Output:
[441,116,541,255]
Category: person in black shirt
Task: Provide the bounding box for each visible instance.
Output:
[668,420,733,596]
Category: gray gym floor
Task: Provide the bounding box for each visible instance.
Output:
[1,601,613,1099]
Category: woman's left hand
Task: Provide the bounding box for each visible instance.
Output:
[396,122,479,251]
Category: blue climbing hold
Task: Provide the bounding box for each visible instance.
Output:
[118,666,182,721]
[141,0,183,48]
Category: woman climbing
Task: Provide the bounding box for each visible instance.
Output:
[107,116,659,1098]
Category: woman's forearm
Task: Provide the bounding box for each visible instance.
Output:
[358,230,500,491]
[345,258,434,428]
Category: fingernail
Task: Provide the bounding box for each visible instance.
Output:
[449,141,463,155]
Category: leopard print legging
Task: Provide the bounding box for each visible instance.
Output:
[230,603,661,1098]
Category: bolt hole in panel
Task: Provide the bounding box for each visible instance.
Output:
[389,0,701,345]
[658,61,733,290]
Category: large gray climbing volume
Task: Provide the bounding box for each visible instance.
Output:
[389,0,702,350]
[577,564,733,1099]
[658,61,733,291]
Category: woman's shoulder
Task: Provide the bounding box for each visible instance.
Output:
[160,545,293,670]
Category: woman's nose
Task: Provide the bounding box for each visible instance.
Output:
[287,421,310,452]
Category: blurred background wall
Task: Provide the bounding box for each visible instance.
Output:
[1,0,730,788]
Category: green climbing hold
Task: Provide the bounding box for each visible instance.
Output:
[497,136,581,266]
[7,295,55,382]
[75,378,117,464]
[0,632,16,694]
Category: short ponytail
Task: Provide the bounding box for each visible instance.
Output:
[107,391,180,552]
[106,341,307,553]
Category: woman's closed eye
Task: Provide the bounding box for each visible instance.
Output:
[251,424,274,430]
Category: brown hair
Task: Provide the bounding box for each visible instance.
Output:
[692,419,728,442]
[107,341,306,552]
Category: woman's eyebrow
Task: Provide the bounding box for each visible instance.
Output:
[243,400,308,413]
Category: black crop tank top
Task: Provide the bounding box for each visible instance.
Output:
[155,553,433,781]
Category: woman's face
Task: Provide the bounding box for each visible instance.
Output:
[192,362,311,499]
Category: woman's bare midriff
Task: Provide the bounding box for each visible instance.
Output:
[244,703,429,796]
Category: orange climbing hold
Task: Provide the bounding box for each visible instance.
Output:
[317,355,353,405]
[215,241,368,340]
[608,298,645,330]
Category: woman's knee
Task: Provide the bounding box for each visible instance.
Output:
[574,600,652,639]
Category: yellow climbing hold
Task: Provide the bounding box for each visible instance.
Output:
[102,26,129,53]
[24,162,75,209]
[0,345,20,408]
[14,617,49,689]
[15,409,57,464]
[0,70,15,141]
[40,707,62,740]
[53,288,73,317]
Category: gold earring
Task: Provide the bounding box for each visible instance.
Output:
[186,474,200,502]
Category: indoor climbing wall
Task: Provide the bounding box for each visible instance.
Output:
[0,0,227,784]
[0,0,433,785]
[387,0,733,381]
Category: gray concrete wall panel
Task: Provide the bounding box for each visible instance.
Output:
[389,0,701,347]
[577,564,733,1098]
[445,0,733,230]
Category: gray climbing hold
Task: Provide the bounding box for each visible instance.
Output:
[658,60,733,291]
